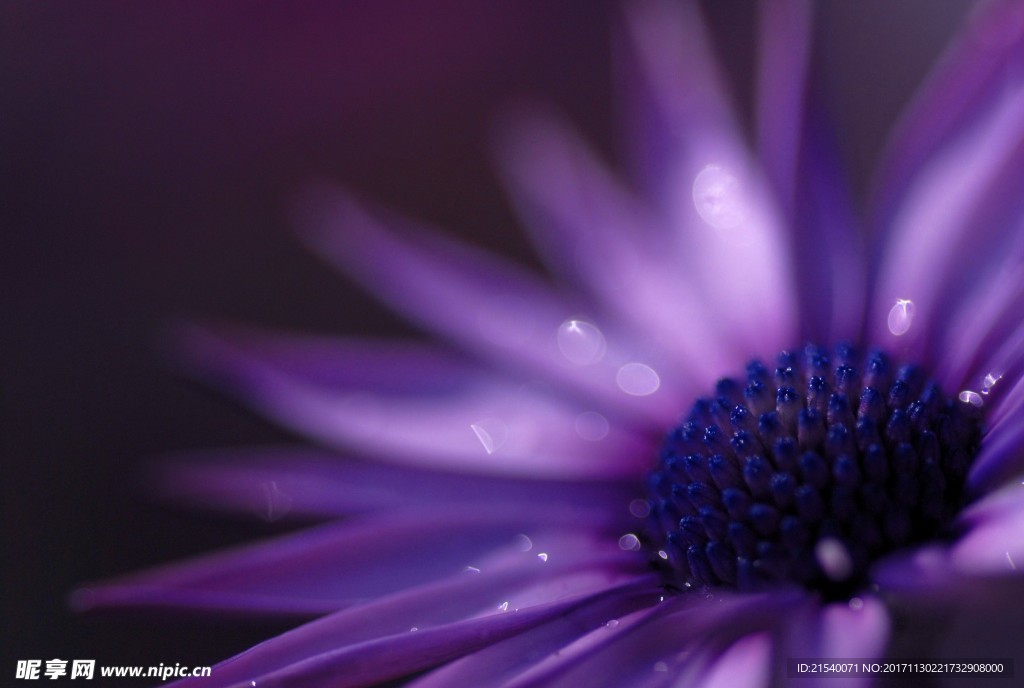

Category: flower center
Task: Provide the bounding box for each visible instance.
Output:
[643,343,982,597]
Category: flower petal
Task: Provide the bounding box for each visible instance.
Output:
[783,597,889,688]
[175,325,653,479]
[870,544,961,593]
[869,1,1024,357]
[816,598,889,662]
[618,0,736,198]
[950,489,1024,575]
[885,573,1024,666]
[504,590,803,688]
[756,0,812,215]
[756,0,812,216]
[874,554,1024,666]
[167,577,660,688]
[870,0,1024,233]
[494,109,737,383]
[75,512,631,616]
[756,0,865,344]
[619,0,798,359]
[292,186,681,425]
[934,250,1024,393]
[155,447,636,520]
[697,633,772,688]
[408,579,662,687]
[967,376,1024,491]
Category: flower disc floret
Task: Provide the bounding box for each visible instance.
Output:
[645,343,983,597]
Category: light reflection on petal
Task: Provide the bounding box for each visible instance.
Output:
[692,164,746,231]
[815,538,854,582]
[556,318,607,365]
[982,371,1003,394]
[257,481,293,522]
[470,418,509,455]
[618,534,642,552]
[574,411,610,441]
[887,298,916,336]
[959,390,984,407]
[513,535,533,552]
[629,499,651,519]
[616,363,661,396]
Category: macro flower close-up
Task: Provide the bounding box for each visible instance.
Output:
[9,0,1024,686]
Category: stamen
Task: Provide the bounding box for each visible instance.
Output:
[642,343,982,596]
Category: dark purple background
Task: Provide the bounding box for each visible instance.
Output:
[2,1,974,683]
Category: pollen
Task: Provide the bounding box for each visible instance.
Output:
[643,343,983,596]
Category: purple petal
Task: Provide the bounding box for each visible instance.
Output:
[167,577,660,688]
[494,109,737,382]
[505,590,804,688]
[697,633,772,688]
[783,597,889,688]
[408,579,662,687]
[175,325,653,479]
[756,1,866,344]
[815,598,889,660]
[868,2,1024,357]
[870,545,959,593]
[75,511,633,616]
[756,0,813,214]
[950,488,1024,575]
[790,114,867,345]
[619,0,799,359]
[967,378,1024,491]
[870,0,1024,234]
[872,558,1024,671]
[870,109,1024,360]
[617,0,736,198]
[989,370,1024,431]
[960,480,1024,524]
[876,485,1024,582]
[885,573,1024,666]
[934,249,1024,393]
[154,447,636,520]
[292,187,681,426]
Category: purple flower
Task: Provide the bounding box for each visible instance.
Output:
[77,1,1024,685]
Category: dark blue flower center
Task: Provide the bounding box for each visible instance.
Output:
[644,343,982,597]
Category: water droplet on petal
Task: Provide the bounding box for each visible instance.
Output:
[498,601,509,612]
[982,372,1003,395]
[605,619,620,629]
[618,533,641,551]
[574,411,610,441]
[470,418,508,454]
[537,552,549,562]
[616,362,660,396]
[556,318,606,365]
[513,534,533,552]
[693,164,745,229]
[887,298,915,336]
[815,538,853,581]
[848,597,864,611]
[629,498,651,518]
[959,390,983,407]
[258,481,293,522]
[653,661,669,673]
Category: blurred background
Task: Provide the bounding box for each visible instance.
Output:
[1,0,977,684]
